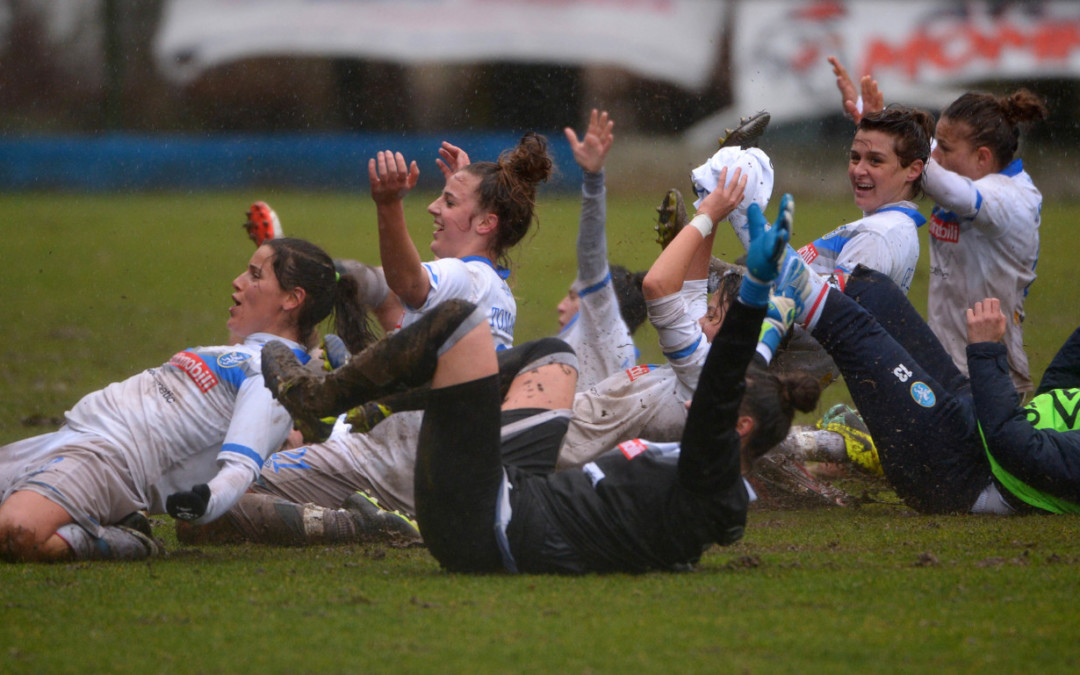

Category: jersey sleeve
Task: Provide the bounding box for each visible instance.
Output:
[218,374,293,475]
[832,229,895,278]
[576,169,608,283]
[414,258,475,311]
[968,342,1080,502]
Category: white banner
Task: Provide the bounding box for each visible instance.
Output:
[153,0,727,89]
[691,0,1080,142]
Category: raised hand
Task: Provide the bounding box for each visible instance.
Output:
[966,298,1007,344]
[564,109,615,173]
[369,150,420,205]
[828,56,883,123]
[435,141,471,178]
[695,166,747,225]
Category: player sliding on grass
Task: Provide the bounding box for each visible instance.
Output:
[262,194,820,573]
[771,239,1080,515]
[0,238,375,562]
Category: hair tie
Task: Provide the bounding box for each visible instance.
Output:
[335,271,341,283]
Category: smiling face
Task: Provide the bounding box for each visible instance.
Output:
[427,171,492,260]
[227,245,298,341]
[848,128,923,214]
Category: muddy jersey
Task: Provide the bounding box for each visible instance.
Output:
[557,169,637,390]
[557,286,709,468]
[1,333,298,515]
[924,159,1040,392]
[797,201,924,293]
[400,256,516,349]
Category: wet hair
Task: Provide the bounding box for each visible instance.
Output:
[941,89,1048,169]
[609,264,648,334]
[462,132,553,266]
[857,104,935,199]
[739,361,821,461]
[266,238,378,353]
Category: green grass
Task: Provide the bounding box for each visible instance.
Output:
[2,190,1080,672]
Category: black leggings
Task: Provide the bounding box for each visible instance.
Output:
[814,266,991,513]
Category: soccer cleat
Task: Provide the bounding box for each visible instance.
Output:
[343,400,393,433]
[243,201,283,247]
[344,491,422,545]
[717,111,771,149]
[817,403,883,476]
[262,341,337,443]
[654,188,688,249]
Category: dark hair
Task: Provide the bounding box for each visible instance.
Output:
[462,132,553,266]
[609,264,648,334]
[941,89,1048,168]
[739,362,821,461]
[266,238,377,353]
[857,104,935,199]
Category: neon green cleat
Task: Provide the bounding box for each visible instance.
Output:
[817,403,883,476]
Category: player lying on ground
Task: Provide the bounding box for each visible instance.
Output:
[261,196,820,573]
[773,244,1080,515]
[0,238,374,562]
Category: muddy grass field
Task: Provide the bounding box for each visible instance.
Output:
[1,191,1079,671]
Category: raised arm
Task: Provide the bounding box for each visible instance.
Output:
[565,109,616,283]
[369,150,429,309]
[642,167,746,300]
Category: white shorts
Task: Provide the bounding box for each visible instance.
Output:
[1,429,144,537]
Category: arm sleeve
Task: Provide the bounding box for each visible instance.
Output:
[576,169,609,284]
[195,459,256,524]
[414,258,475,310]
[968,342,1080,503]
[1037,326,1080,395]
[924,160,1010,237]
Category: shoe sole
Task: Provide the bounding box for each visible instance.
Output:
[717,111,771,149]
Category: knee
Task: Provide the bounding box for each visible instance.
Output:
[0,518,47,562]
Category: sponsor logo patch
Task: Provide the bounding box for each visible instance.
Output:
[798,243,819,264]
[626,364,652,382]
[618,438,648,460]
[168,351,219,393]
[928,216,959,243]
[218,351,252,368]
[910,381,936,408]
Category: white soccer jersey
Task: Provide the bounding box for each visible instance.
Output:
[557,267,638,391]
[557,284,710,468]
[924,158,1041,392]
[797,201,924,294]
[0,333,297,519]
[399,256,516,349]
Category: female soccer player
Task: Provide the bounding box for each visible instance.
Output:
[262,197,822,573]
[830,56,1046,394]
[0,238,372,561]
[369,132,552,350]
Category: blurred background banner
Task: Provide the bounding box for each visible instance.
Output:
[154,0,727,89]
[1,0,1078,193]
[691,0,1080,141]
